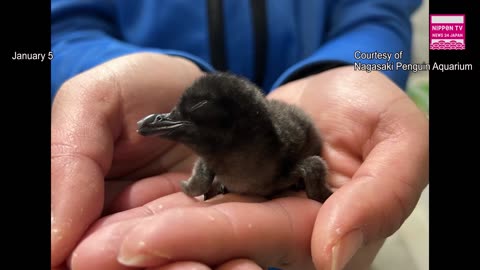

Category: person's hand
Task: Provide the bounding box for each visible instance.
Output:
[51,52,205,268]
[65,66,428,270]
[268,66,429,269]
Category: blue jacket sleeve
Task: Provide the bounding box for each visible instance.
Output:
[271,0,422,91]
[50,0,214,99]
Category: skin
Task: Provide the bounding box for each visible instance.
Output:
[51,52,429,270]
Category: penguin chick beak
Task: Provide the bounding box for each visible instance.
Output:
[136,113,191,137]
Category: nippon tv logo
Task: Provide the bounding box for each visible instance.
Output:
[430,14,465,50]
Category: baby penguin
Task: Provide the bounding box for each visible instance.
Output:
[137,72,332,203]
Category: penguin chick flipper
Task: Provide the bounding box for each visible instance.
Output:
[181,158,215,197]
[292,156,332,203]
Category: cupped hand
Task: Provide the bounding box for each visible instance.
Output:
[65,66,428,270]
[51,52,204,268]
[269,66,429,269]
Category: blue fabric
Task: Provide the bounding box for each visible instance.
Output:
[51,0,421,100]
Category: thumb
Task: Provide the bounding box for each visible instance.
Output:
[311,97,429,270]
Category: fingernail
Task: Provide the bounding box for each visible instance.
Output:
[117,253,158,267]
[331,230,364,270]
[117,241,170,267]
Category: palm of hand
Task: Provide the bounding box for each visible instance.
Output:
[65,66,428,270]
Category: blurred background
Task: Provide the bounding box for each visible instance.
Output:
[371,1,429,270]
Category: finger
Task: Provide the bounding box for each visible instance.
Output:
[215,259,263,270]
[71,192,263,270]
[106,172,190,213]
[93,192,264,236]
[70,218,144,270]
[51,75,117,266]
[147,261,211,270]
[71,192,200,270]
[117,197,321,269]
[308,72,429,270]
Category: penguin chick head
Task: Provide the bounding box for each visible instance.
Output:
[137,72,269,154]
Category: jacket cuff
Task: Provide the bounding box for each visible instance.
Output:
[160,49,215,73]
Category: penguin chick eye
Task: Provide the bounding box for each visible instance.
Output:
[187,99,233,128]
[190,100,208,112]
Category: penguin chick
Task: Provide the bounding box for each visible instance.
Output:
[136,72,333,202]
